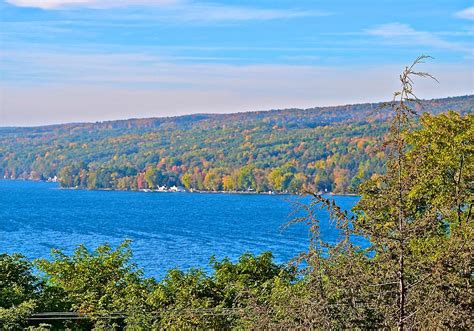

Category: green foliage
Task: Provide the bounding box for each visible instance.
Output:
[0,243,294,329]
[0,254,39,329]
[0,300,36,330]
[36,241,155,328]
[0,254,38,308]
[149,252,295,328]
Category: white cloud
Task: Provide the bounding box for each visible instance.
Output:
[5,0,179,9]
[455,6,474,20]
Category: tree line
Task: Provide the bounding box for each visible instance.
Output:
[57,161,366,193]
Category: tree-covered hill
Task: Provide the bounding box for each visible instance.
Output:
[1,95,472,193]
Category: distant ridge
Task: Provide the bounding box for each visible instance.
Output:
[1,95,472,131]
[0,95,472,194]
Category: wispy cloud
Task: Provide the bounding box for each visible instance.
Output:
[4,0,327,22]
[5,0,178,9]
[170,3,324,21]
[455,6,474,20]
[365,23,473,58]
[366,23,451,47]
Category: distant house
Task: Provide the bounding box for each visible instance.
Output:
[47,176,58,183]
[169,185,186,192]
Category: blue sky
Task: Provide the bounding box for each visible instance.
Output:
[0,0,473,125]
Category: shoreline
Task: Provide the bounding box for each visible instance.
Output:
[1,178,360,197]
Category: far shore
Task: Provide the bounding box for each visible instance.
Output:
[1,178,360,197]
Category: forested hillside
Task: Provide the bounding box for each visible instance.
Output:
[0,95,472,193]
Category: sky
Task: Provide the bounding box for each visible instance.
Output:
[0,0,473,126]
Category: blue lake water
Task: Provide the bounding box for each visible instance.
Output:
[0,180,360,279]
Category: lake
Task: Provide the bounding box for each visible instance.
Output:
[0,180,360,279]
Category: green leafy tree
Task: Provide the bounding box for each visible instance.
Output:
[87,171,97,189]
[0,254,40,329]
[237,165,256,191]
[181,173,193,190]
[36,241,155,328]
[148,252,294,329]
[204,169,222,191]
[268,168,284,191]
[144,166,159,189]
[222,171,238,191]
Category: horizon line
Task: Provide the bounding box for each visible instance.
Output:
[1,93,471,129]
